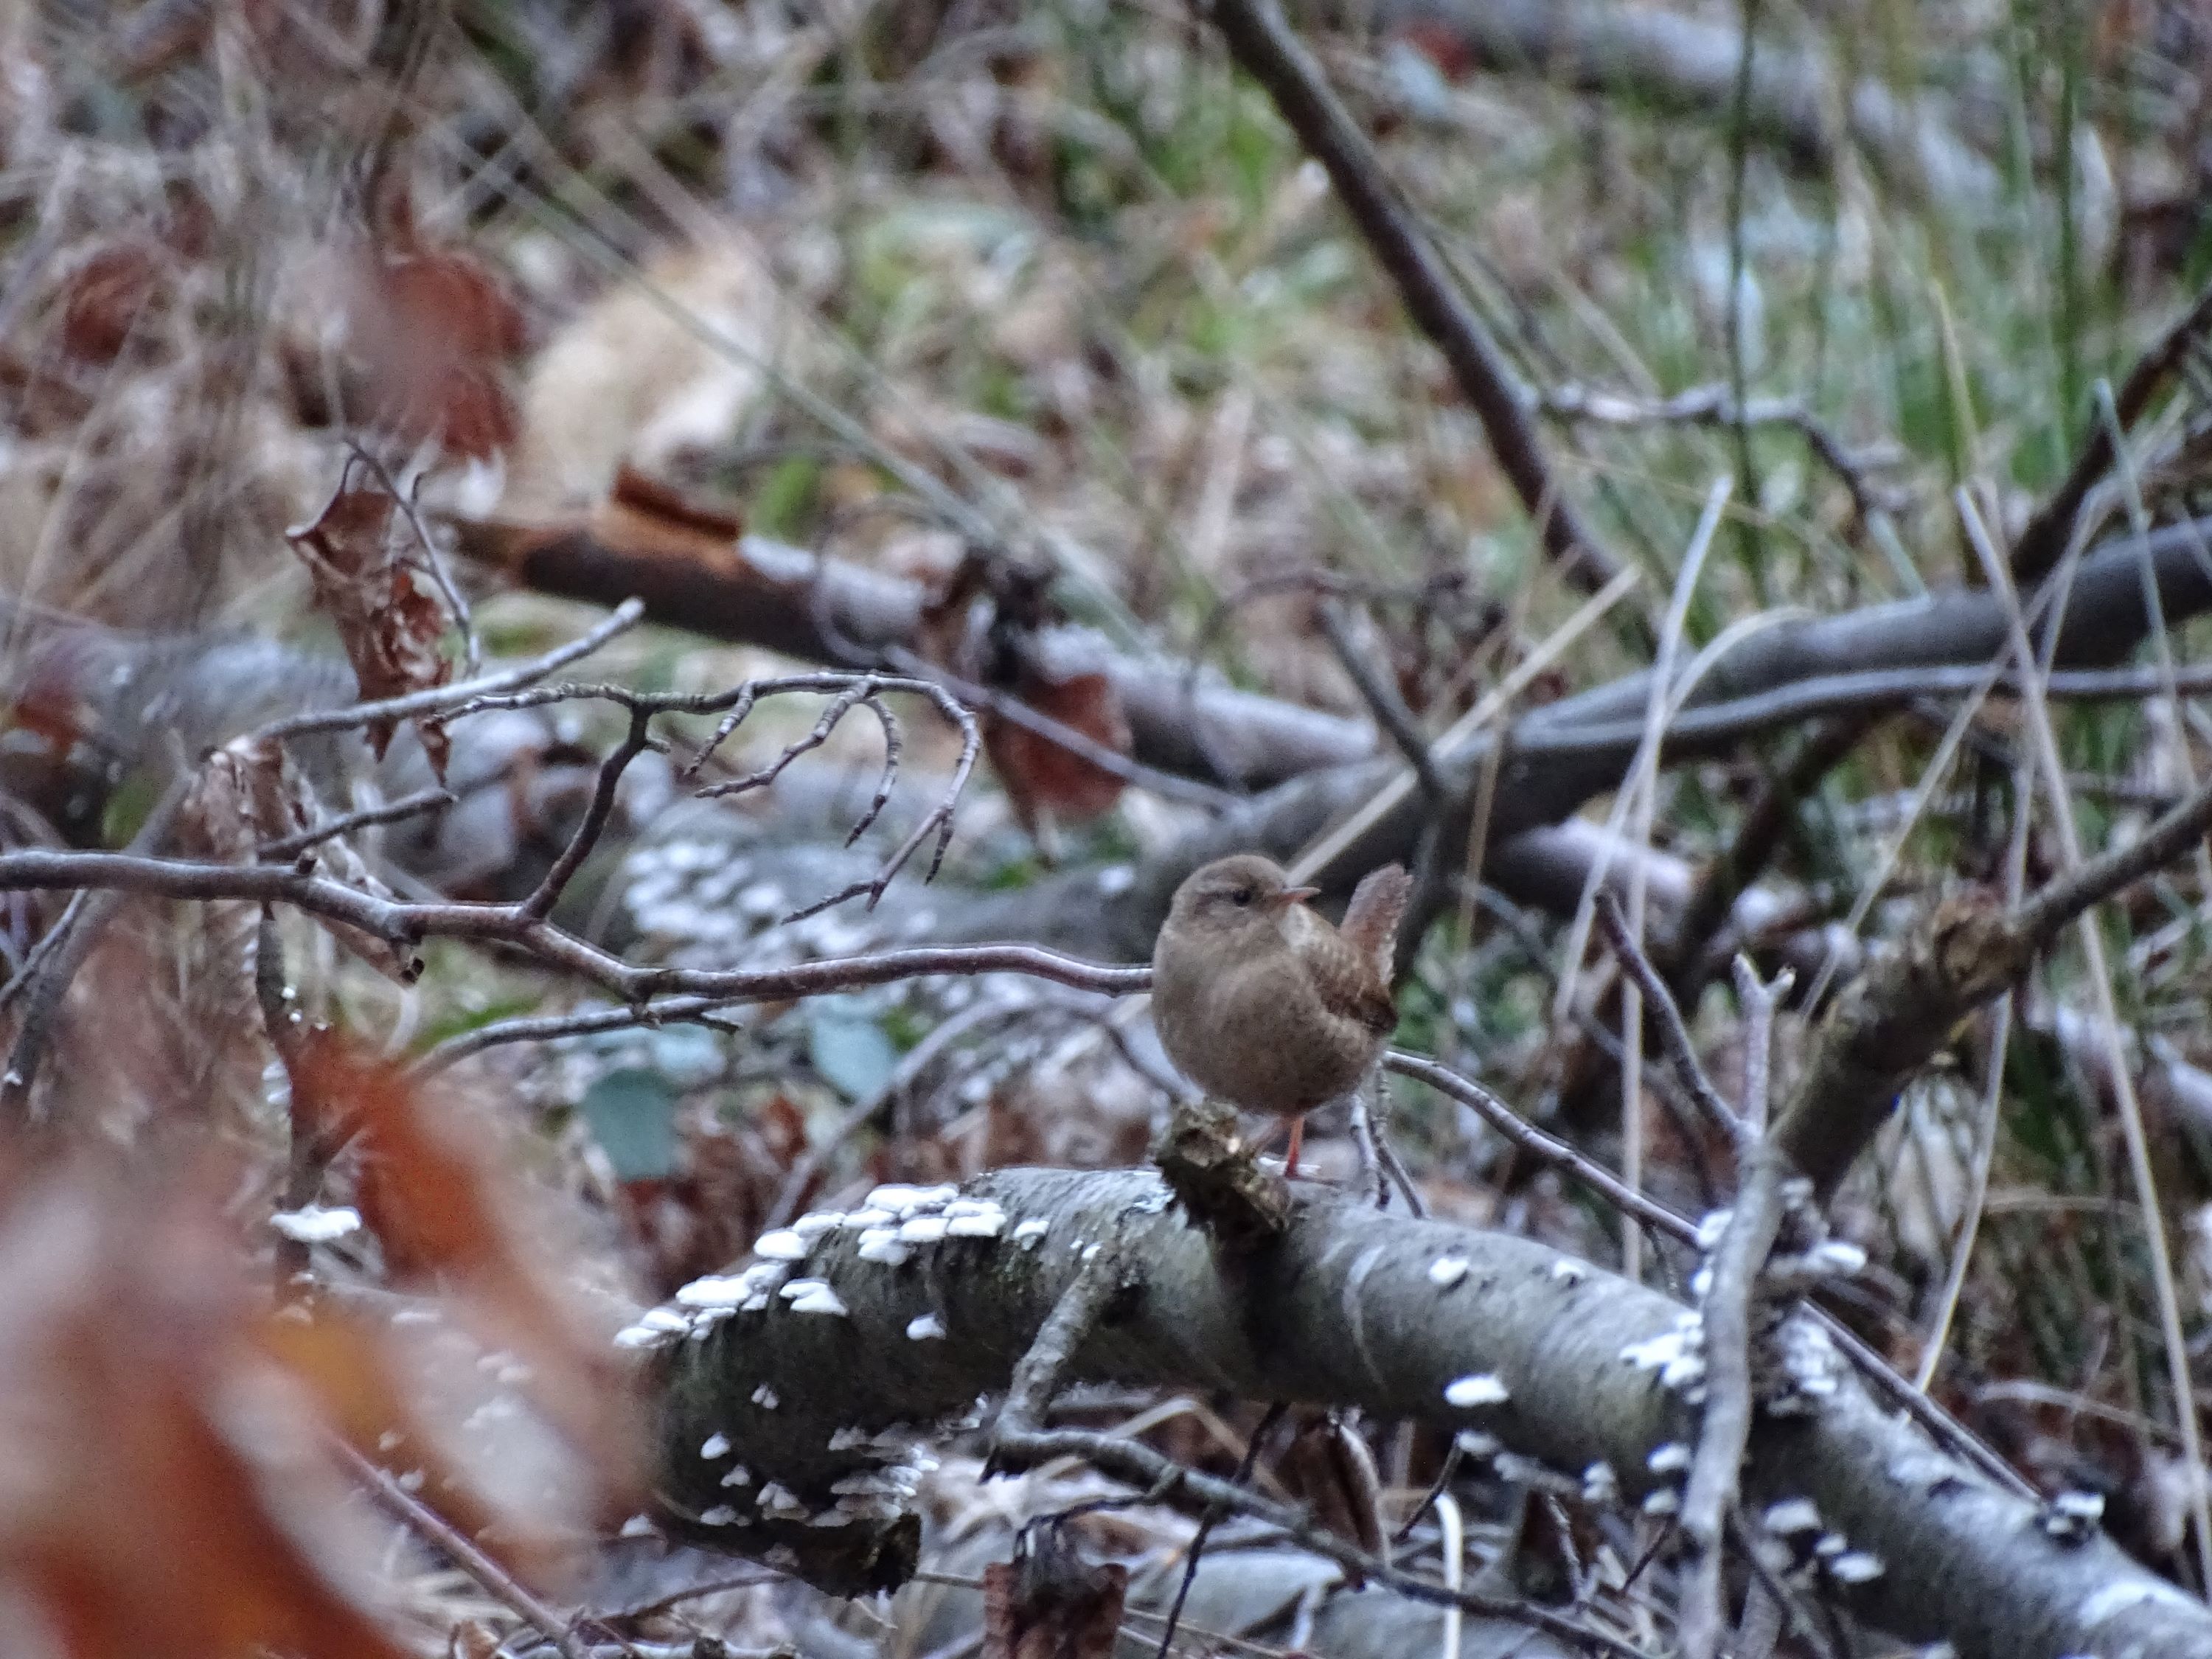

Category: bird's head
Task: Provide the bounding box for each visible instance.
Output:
[1164,854,1320,946]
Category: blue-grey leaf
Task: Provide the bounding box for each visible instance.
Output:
[579,1067,682,1181]
[807,1000,900,1102]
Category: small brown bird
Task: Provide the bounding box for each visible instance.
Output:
[1152,853,1411,1175]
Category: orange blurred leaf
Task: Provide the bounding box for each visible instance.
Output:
[0,1167,415,1659]
[288,1040,644,1514]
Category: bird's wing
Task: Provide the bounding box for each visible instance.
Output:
[1338,863,1412,981]
[1307,938,1399,1036]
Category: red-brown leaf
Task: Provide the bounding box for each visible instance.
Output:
[287,486,454,776]
[982,667,1130,832]
[981,1530,1127,1659]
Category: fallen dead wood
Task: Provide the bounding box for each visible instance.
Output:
[638,1164,2212,1658]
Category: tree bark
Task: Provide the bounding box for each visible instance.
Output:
[643,1166,2212,1657]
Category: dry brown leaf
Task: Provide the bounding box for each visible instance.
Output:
[337,223,524,462]
[56,238,167,364]
[1273,1409,1386,1586]
[981,663,1130,833]
[503,235,777,515]
[981,1528,1127,1659]
[287,484,455,777]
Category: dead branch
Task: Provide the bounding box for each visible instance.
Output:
[1676,961,1793,1659]
[1775,769,2212,1198]
[636,1166,2212,1658]
[1207,0,1635,603]
[1537,382,1907,529]
[2010,277,2212,582]
[1365,0,2000,205]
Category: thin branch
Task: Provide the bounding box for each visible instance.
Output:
[1594,890,1750,1156]
[993,1422,1652,1658]
[1382,1050,1694,1245]
[255,908,332,1291]
[992,1239,1129,1449]
[453,670,982,920]
[1206,0,1633,602]
[1383,1048,2030,1498]
[2012,769,2212,947]
[1537,383,1905,529]
[0,853,1152,1006]
[1313,599,1444,799]
[341,439,483,677]
[1,763,194,1122]
[258,787,457,863]
[519,709,655,922]
[1666,714,1874,995]
[880,644,1241,812]
[1962,493,2212,1586]
[2011,277,2212,582]
[1675,961,1792,1659]
[254,597,647,744]
[341,1443,595,1659]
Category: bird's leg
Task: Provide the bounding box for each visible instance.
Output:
[1283,1116,1304,1179]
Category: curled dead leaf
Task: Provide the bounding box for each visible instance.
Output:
[1273,1408,1386,1586]
[287,481,455,778]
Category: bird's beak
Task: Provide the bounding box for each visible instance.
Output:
[1267,886,1321,910]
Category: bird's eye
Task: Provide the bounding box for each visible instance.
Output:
[1231,887,1254,907]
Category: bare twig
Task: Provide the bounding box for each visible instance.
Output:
[1537,383,1905,529]
[341,1443,595,1659]
[254,908,333,1290]
[258,787,457,862]
[453,671,981,922]
[1962,493,2212,1586]
[0,852,1152,1008]
[1675,960,1793,1659]
[1382,1048,2030,1498]
[1594,889,1750,1156]
[993,1239,1134,1472]
[341,439,483,676]
[993,1421,1652,1658]
[1313,599,1444,799]
[0,764,195,1122]
[2010,277,2212,582]
[1666,714,1874,995]
[1150,1402,1289,1659]
[2012,770,2212,948]
[254,597,647,745]
[519,709,655,923]
[880,644,1241,812]
[1382,1050,1694,1246]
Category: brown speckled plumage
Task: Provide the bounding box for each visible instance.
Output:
[1151,855,1409,1144]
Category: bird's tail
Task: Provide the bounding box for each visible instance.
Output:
[1339,863,1412,981]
